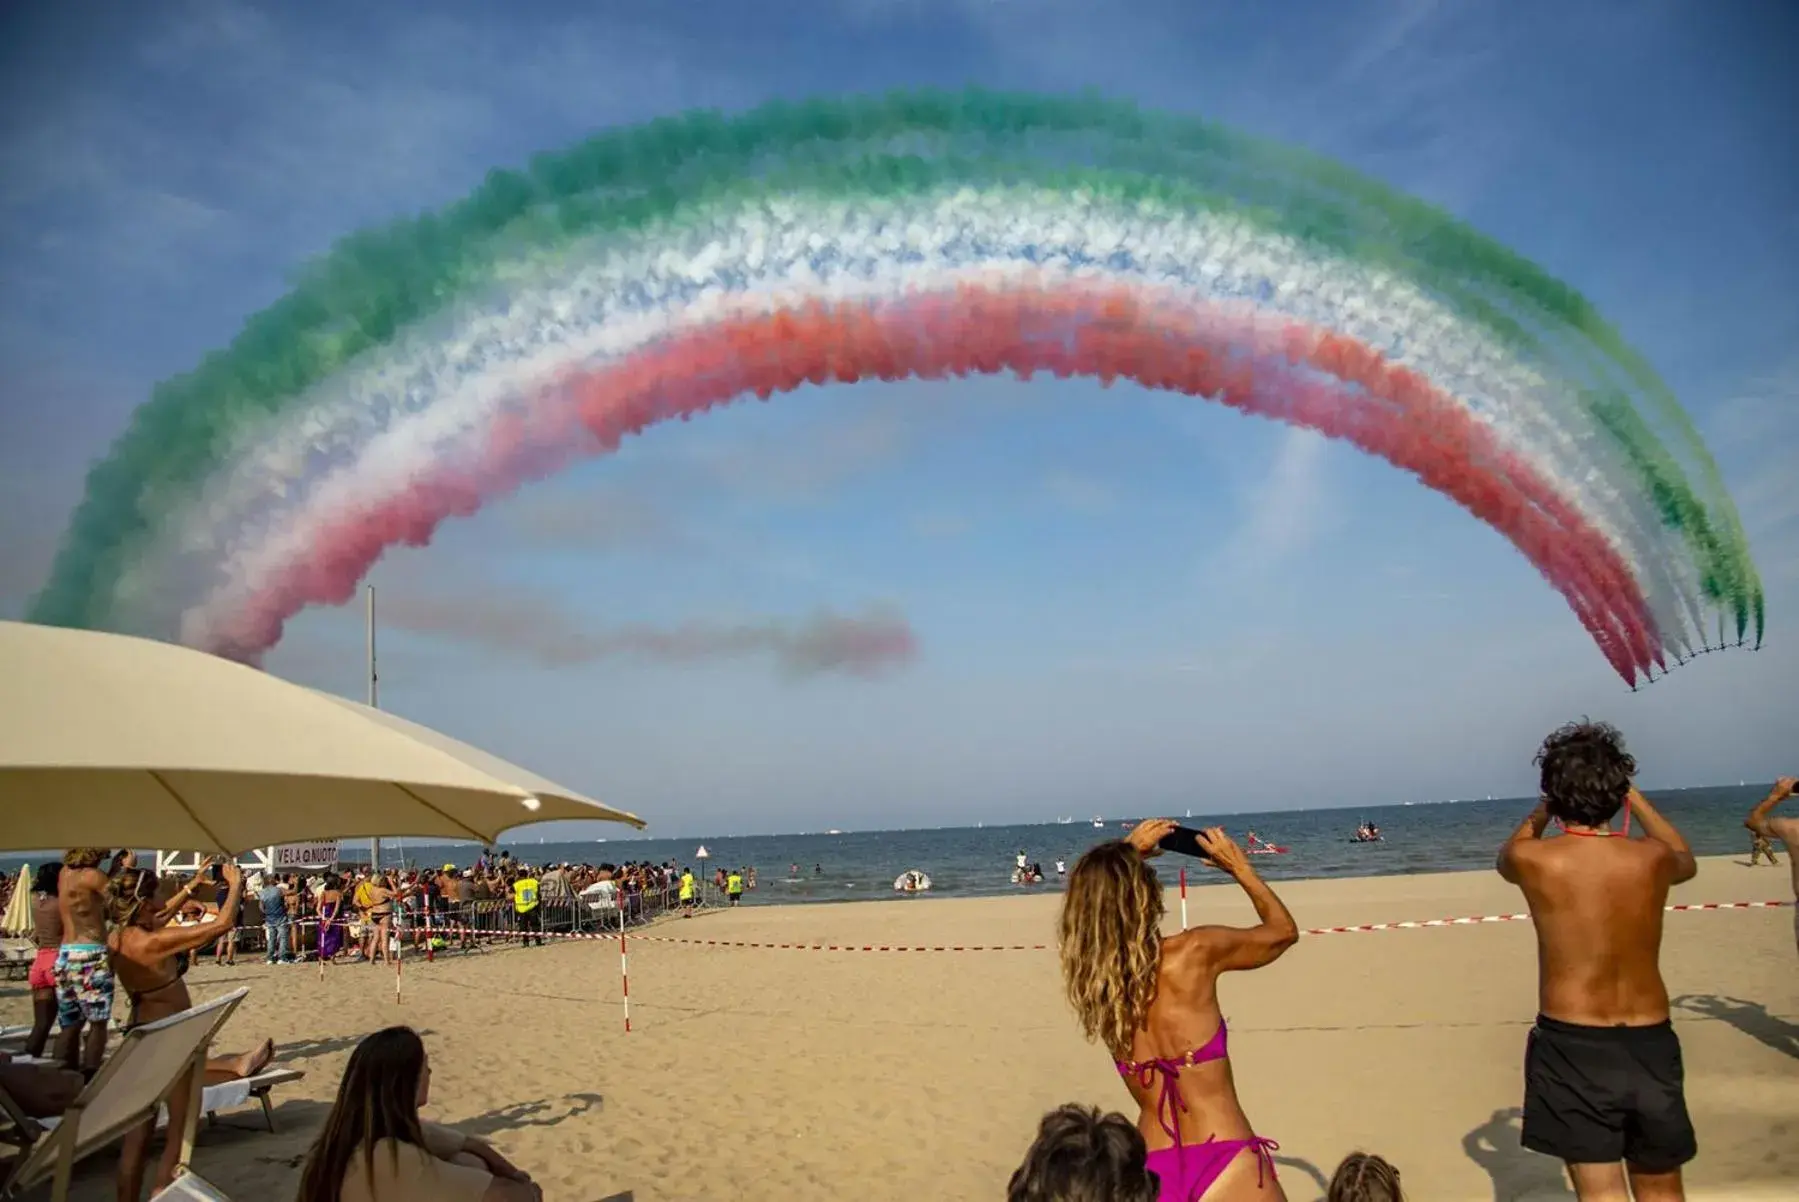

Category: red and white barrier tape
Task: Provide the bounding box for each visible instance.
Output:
[283,898,1791,953]
[1302,899,1790,936]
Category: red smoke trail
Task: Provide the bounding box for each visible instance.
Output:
[207,284,1659,682]
[373,590,917,677]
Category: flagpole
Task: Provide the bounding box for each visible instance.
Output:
[367,585,381,872]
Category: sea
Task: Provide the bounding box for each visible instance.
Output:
[12,788,1764,906]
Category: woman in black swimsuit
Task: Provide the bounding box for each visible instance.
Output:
[108,860,279,1201]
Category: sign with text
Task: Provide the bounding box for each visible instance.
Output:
[274,841,339,870]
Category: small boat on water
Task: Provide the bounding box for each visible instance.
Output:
[1091,815,1105,828]
[894,870,932,894]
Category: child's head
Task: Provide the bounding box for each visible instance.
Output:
[1007,1104,1158,1202]
[1328,1152,1404,1202]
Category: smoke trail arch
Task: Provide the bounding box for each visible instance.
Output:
[30,90,1762,687]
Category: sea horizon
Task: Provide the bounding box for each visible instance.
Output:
[6,784,1777,907]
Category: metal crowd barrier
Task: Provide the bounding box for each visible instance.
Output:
[187,877,732,962]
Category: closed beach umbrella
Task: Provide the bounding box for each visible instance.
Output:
[1,866,31,937]
[0,621,644,854]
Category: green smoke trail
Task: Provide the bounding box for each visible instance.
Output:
[32,89,1756,644]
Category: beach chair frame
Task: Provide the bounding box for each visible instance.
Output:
[0,987,248,1202]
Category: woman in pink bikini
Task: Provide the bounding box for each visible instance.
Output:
[1059,819,1298,1201]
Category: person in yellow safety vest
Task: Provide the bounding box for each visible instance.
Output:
[726,870,744,907]
[678,869,696,918]
[512,871,543,947]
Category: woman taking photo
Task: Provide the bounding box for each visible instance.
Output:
[296,1025,540,1202]
[1060,820,1298,1202]
[360,870,405,965]
[108,860,278,1200]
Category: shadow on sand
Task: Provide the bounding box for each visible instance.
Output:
[459,1092,605,1137]
[276,1028,437,1063]
[1672,994,1799,1060]
[1271,1152,1329,1199]
[1462,1107,1572,1201]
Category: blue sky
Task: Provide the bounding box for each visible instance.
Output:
[1,0,1795,837]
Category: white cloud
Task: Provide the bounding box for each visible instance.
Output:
[1044,470,1117,515]
[1202,425,1333,589]
[910,510,973,539]
[1705,360,1799,591]
[0,0,763,305]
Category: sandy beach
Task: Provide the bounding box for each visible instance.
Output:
[4,854,1793,1201]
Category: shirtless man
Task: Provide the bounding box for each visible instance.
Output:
[1743,776,1798,955]
[53,848,121,1076]
[1498,721,1697,1202]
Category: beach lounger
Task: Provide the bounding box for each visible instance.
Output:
[5,1064,305,1135]
[195,1068,306,1133]
[150,1169,233,1200]
[0,943,31,984]
[0,986,248,1202]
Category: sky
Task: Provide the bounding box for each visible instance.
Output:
[1,0,1795,839]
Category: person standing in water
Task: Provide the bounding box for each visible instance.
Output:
[1060,819,1297,1200]
[1498,721,1697,1201]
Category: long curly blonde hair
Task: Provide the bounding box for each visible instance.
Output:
[1058,841,1164,1058]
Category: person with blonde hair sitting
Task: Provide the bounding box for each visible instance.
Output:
[295,1026,540,1202]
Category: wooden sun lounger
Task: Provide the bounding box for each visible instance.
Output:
[0,945,31,984]
[16,1067,306,1136]
[150,1169,233,1200]
[0,987,249,1202]
[197,1068,306,1134]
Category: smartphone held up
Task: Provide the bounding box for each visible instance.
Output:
[1157,825,1218,865]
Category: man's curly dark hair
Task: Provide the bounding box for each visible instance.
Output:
[1007,1104,1159,1202]
[1535,720,1637,827]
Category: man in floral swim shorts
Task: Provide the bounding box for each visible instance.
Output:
[54,848,120,1077]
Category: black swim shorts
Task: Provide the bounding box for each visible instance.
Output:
[1522,1015,1697,1172]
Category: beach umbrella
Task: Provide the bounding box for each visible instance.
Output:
[1,866,31,937]
[0,620,645,855]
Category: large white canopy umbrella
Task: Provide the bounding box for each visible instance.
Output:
[0,621,643,854]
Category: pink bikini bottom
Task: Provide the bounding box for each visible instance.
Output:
[1145,1136,1279,1201]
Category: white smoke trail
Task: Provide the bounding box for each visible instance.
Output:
[93,185,1694,655]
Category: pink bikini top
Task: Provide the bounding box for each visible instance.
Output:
[1115,1018,1230,1143]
